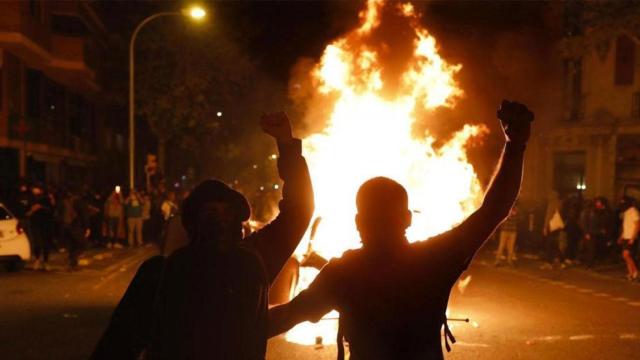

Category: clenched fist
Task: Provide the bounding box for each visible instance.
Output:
[260,111,293,143]
[497,100,533,145]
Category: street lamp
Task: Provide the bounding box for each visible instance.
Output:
[129,5,206,190]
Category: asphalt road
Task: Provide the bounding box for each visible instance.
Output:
[1,248,639,360]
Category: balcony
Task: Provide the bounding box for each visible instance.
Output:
[50,34,85,68]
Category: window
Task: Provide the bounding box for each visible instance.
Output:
[51,15,89,37]
[0,60,3,111]
[615,36,635,86]
[633,92,640,121]
[29,0,41,20]
[44,80,65,130]
[553,151,586,195]
[26,69,42,119]
[69,93,93,138]
[69,93,82,136]
[563,58,583,122]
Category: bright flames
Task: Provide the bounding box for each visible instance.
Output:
[285,0,486,345]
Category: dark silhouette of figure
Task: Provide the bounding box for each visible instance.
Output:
[91,112,313,359]
[268,100,533,360]
[581,197,613,268]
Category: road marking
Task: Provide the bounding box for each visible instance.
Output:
[569,335,595,341]
[612,297,629,301]
[481,262,639,309]
[93,251,151,290]
[455,341,490,348]
[531,336,562,342]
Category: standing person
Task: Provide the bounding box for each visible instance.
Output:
[88,191,104,247]
[60,191,91,271]
[581,197,613,268]
[28,184,54,271]
[125,190,144,247]
[158,191,178,251]
[160,191,178,221]
[268,101,532,359]
[563,194,582,265]
[495,207,518,266]
[141,191,151,244]
[618,196,639,281]
[12,182,32,245]
[104,189,124,249]
[542,191,565,269]
[92,111,314,359]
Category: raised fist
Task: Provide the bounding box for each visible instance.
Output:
[497,100,533,145]
[260,111,293,142]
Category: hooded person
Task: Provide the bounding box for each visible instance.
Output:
[91,112,314,359]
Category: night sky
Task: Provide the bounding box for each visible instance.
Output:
[97,0,560,184]
[97,1,554,83]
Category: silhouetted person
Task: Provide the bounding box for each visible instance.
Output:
[618,196,638,281]
[268,100,533,360]
[581,197,613,268]
[91,112,313,359]
[59,190,91,271]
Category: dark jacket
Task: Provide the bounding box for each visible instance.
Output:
[91,139,313,360]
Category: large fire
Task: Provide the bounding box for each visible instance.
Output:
[284,0,487,345]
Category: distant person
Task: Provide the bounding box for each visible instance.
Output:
[268,100,533,360]
[542,191,565,269]
[60,191,91,271]
[618,196,638,281]
[141,191,152,243]
[88,191,104,247]
[29,184,54,271]
[125,190,144,247]
[495,206,518,266]
[92,111,314,359]
[104,189,124,249]
[563,193,583,264]
[581,197,612,268]
[12,182,32,245]
[161,191,178,221]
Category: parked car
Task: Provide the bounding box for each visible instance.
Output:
[0,203,31,271]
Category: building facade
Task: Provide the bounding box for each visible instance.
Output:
[526,2,640,204]
[0,0,125,192]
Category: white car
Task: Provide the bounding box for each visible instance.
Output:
[0,203,31,271]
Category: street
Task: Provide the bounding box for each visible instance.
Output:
[1,248,639,360]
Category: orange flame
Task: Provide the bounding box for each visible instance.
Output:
[285,0,487,345]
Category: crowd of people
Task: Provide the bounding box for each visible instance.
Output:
[2,182,184,271]
[495,191,639,281]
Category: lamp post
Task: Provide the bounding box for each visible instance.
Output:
[129,5,206,190]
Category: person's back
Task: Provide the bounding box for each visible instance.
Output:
[106,193,123,218]
[326,243,459,359]
[151,242,268,359]
[268,100,534,359]
[92,111,314,360]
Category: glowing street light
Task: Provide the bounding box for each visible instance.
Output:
[184,5,207,20]
[129,5,207,190]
